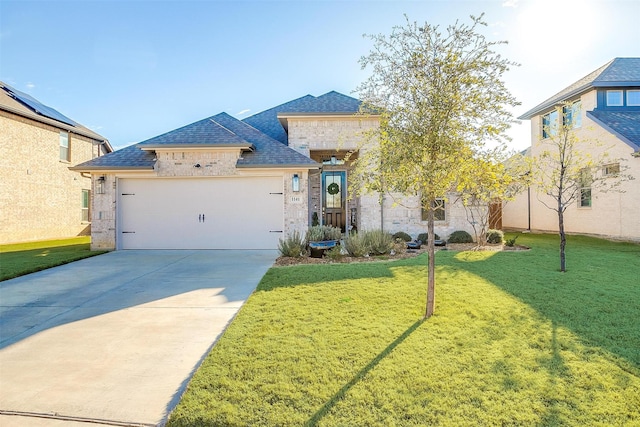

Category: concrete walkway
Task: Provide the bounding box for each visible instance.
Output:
[0,250,277,426]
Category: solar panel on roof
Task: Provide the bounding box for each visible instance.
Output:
[2,84,76,127]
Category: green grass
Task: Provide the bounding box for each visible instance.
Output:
[0,236,106,281]
[168,233,640,426]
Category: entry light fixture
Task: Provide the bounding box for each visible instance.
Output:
[292,174,300,192]
[96,175,106,194]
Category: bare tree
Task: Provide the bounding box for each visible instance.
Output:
[533,102,631,272]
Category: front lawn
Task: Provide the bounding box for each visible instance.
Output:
[0,237,106,281]
[168,233,640,426]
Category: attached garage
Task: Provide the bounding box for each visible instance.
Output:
[118,176,284,249]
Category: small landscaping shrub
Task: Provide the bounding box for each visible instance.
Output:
[278,231,306,258]
[344,232,369,257]
[325,245,343,261]
[417,232,440,243]
[505,235,519,247]
[486,229,504,244]
[363,229,394,255]
[306,225,342,242]
[448,230,473,244]
[393,239,407,255]
[392,231,412,242]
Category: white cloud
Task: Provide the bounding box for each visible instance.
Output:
[502,0,518,8]
[237,109,250,116]
[26,82,35,89]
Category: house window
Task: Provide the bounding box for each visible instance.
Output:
[579,168,592,208]
[421,199,446,221]
[60,131,70,161]
[606,90,623,106]
[627,90,640,106]
[603,163,620,176]
[81,189,90,222]
[542,110,558,138]
[563,101,582,128]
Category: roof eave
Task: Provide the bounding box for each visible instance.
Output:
[139,143,254,151]
[68,165,155,172]
[237,163,320,170]
[518,84,592,120]
[0,104,110,143]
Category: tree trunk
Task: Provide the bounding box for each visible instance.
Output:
[558,203,567,272]
[425,208,436,318]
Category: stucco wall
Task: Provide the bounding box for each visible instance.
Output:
[502,89,640,241]
[0,111,98,243]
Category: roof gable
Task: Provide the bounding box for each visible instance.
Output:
[242,91,362,144]
[71,111,319,171]
[519,58,640,119]
[138,115,252,149]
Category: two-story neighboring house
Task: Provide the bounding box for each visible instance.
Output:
[71,91,473,250]
[0,82,112,244]
[503,58,640,241]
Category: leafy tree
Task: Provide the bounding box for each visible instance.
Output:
[532,102,631,272]
[353,15,519,318]
[456,151,527,245]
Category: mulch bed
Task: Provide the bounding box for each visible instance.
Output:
[274,243,530,266]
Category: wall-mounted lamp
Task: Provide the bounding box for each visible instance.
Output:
[194,163,201,168]
[292,174,300,192]
[96,176,106,194]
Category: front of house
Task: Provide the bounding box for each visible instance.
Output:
[72,91,473,250]
[503,58,640,241]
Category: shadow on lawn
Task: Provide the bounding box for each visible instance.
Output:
[305,319,425,427]
[448,236,640,374]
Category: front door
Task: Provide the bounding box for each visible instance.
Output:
[322,171,346,232]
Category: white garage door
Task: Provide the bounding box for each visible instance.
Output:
[118,177,284,249]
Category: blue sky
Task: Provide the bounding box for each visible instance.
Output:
[1,0,638,150]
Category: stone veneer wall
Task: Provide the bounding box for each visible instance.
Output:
[0,111,98,243]
[155,149,240,176]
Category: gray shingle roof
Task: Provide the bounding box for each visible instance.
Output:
[211,113,318,168]
[243,91,362,143]
[138,115,252,148]
[519,58,640,119]
[69,143,156,171]
[1,81,111,148]
[587,110,640,152]
[71,111,319,171]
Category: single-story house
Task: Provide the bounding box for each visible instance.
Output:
[0,82,112,243]
[503,58,640,242]
[72,91,475,250]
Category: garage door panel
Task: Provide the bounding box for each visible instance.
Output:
[119,177,284,249]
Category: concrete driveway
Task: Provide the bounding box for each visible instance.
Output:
[0,250,277,426]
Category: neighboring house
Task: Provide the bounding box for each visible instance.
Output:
[503,58,640,242]
[72,91,474,250]
[0,82,112,244]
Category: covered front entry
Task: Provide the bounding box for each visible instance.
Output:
[322,171,346,232]
[118,177,283,249]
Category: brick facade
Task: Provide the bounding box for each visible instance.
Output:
[0,111,104,243]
